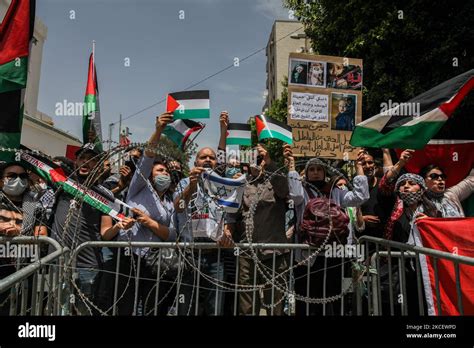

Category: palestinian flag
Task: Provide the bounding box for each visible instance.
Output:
[166,90,210,119]
[226,123,251,146]
[82,53,103,150]
[163,119,204,150]
[0,0,35,161]
[21,152,133,221]
[350,69,474,149]
[255,115,293,144]
[414,218,474,315]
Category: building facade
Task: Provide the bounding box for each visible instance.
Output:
[0,0,81,157]
[263,20,312,112]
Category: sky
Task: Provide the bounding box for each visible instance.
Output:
[36,0,291,152]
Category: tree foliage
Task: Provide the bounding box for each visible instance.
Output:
[284,0,474,128]
[247,79,289,168]
[157,135,197,174]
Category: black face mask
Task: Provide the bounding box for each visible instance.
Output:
[307,180,326,190]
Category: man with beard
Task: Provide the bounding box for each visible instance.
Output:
[173,112,233,315]
[50,143,134,315]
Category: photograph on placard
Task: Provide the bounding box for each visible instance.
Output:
[289,60,308,85]
[327,63,362,90]
[330,92,357,131]
[306,61,326,87]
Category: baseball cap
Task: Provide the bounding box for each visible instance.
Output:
[75,143,103,157]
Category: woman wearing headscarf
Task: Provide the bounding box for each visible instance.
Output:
[383,173,441,315]
[420,165,474,218]
[286,150,369,315]
[392,173,440,244]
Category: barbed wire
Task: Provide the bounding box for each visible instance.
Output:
[0,145,369,315]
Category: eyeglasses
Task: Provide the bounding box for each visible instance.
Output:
[428,173,447,181]
[3,173,28,180]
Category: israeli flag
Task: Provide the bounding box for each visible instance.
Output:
[201,169,247,213]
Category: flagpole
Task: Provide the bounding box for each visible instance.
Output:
[118,113,123,166]
[183,123,206,152]
[89,40,96,136]
[92,40,95,79]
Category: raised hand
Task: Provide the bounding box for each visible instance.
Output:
[156,112,174,130]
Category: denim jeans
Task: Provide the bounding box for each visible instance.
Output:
[178,251,225,316]
[74,268,101,315]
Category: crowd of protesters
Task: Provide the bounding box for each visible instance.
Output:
[0,111,472,316]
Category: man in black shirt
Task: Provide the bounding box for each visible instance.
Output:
[51,143,134,315]
[359,152,395,239]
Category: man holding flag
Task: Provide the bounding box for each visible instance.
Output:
[172,111,237,315]
[50,143,134,314]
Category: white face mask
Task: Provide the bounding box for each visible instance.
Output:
[3,177,28,196]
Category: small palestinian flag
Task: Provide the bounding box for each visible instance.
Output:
[350,69,474,149]
[0,0,35,161]
[166,90,210,119]
[226,123,251,146]
[163,119,204,150]
[255,115,293,144]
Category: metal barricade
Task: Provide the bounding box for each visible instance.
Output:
[69,241,359,316]
[11,236,471,316]
[357,236,474,316]
[0,236,70,316]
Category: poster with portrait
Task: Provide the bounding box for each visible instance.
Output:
[289,59,326,88]
[330,93,357,131]
[287,53,363,159]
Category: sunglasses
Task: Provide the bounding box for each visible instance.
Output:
[428,173,447,180]
[3,173,29,180]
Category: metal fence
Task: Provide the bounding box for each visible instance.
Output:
[358,236,474,316]
[0,236,70,316]
[1,236,473,316]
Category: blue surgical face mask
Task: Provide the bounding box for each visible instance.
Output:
[225,167,240,178]
[153,174,171,192]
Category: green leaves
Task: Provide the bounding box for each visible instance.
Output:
[284,0,474,122]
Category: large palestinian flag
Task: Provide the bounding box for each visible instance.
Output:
[162,119,204,150]
[0,0,35,161]
[166,90,210,119]
[226,123,251,146]
[350,69,474,149]
[255,115,293,144]
[414,218,474,316]
[82,53,103,150]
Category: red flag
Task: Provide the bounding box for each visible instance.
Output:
[415,218,474,315]
[395,140,474,188]
[119,134,131,147]
[66,144,81,161]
